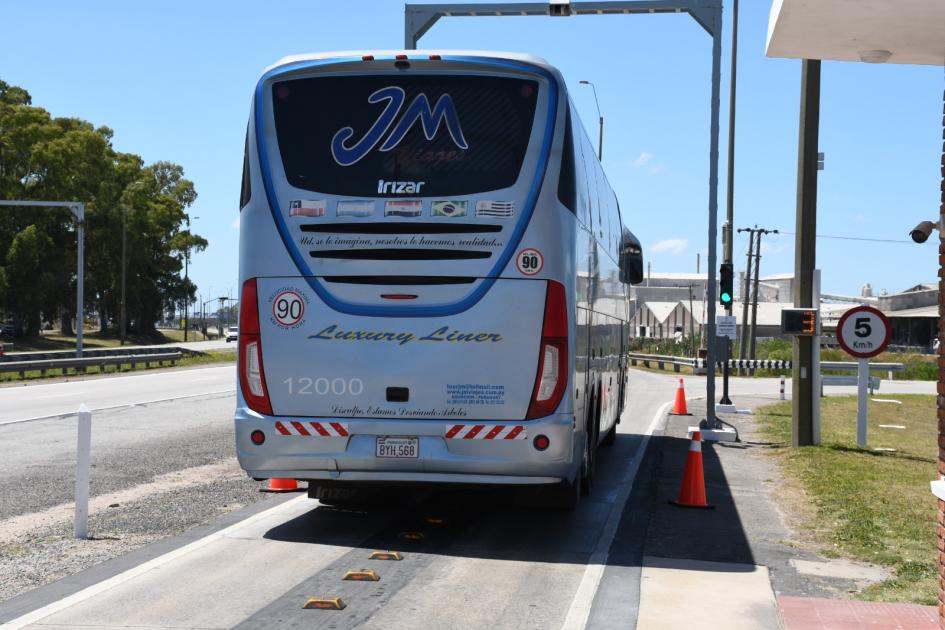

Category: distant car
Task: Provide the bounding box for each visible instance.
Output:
[225,326,239,342]
[0,323,14,336]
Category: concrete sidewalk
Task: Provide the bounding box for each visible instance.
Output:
[635,395,937,629]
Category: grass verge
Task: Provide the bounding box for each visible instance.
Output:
[0,349,235,383]
[756,395,937,604]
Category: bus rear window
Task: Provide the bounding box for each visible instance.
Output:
[271,74,539,197]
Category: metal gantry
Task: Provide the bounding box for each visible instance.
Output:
[405,0,726,426]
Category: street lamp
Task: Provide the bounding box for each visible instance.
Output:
[579,80,603,161]
[183,216,199,341]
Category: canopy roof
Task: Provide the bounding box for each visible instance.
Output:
[766,0,945,66]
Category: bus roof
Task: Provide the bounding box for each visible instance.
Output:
[264,50,555,74]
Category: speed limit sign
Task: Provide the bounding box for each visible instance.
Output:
[836,305,891,359]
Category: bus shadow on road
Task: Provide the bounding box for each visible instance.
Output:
[260,429,757,572]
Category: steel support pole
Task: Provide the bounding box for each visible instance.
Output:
[719,0,738,406]
[856,357,868,448]
[75,204,84,358]
[120,212,127,345]
[791,60,820,447]
[703,16,722,428]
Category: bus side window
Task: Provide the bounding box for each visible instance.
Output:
[240,129,252,209]
[556,104,577,215]
[583,133,598,232]
[573,112,591,228]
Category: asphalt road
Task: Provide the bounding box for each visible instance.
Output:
[0,367,933,628]
[0,367,680,628]
[0,365,236,424]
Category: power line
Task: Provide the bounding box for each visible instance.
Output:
[776,231,912,244]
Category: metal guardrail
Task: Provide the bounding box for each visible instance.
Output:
[627,353,694,373]
[0,351,183,377]
[0,346,195,363]
[628,353,906,378]
[822,375,882,390]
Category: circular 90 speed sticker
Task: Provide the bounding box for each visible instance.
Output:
[271,290,305,328]
[516,248,544,276]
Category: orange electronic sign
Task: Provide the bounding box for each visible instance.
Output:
[781,308,817,336]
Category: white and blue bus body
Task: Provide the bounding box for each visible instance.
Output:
[235,51,639,508]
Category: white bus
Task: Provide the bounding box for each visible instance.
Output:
[235,51,642,509]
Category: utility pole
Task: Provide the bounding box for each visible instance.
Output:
[792,59,821,447]
[748,228,778,373]
[737,228,755,373]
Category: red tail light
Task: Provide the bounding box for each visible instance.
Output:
[238,278,272,415]
[526,281,569,420]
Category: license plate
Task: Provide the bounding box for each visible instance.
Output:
[376,436,419,458]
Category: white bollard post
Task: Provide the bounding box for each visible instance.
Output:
[74,404,91,539]
[779,375,785,400]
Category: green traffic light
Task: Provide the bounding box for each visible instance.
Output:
[721,292,732,303]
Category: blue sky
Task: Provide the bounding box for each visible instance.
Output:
[1,1,942,301]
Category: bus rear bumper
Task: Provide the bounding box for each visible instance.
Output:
[235,410,576,484]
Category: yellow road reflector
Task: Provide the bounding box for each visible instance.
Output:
[343,569,381,581]
[399,531,425,540]
[303,597,346,610]
[369,550,403,561]
[424,516,448,525]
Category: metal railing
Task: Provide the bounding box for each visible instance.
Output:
[0,351,183,377]
[628,353,905,379]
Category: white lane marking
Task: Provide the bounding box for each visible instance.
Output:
[0,389,235,426]
[560,400,670,630]
[1,495,310,630]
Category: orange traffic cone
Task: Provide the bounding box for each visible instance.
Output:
[670,378,691,415]
[261,478,300,493]
[671,431,713,509]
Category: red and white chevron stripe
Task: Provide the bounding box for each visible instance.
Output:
[444,424,527,440]
[274,420,349,437]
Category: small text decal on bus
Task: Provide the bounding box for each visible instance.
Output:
[331,86,469,166]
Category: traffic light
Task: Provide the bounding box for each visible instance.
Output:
[719,263,734,306]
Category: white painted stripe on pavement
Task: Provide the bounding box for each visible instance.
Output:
[0,389,235,426]
[0,495,310,630]
[560,400,670,630]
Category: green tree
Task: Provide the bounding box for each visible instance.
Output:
[0,79,204,337]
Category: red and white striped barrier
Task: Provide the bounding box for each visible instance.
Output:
[274,420,349,437]
[444,424,527,440]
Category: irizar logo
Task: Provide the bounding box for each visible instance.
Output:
[331,86,468,167]
[377,179,425,194]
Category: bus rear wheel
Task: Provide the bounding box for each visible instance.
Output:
[548,471,581,511]
[581,386,600,496]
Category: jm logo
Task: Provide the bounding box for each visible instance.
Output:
[331,86,468,166]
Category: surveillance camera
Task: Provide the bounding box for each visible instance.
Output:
[909,220,937,244]
[549,0,572,16]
